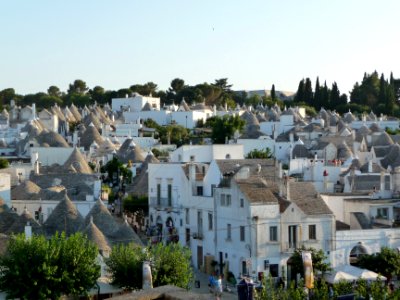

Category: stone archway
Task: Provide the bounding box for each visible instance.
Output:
[349,242,368,266]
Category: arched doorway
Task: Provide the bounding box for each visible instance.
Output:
[349,242,368,266]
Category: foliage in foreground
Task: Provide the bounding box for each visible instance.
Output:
[106,242,194,291]
[255,277,400,300]
[0,233,100,300]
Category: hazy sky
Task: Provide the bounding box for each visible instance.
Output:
[1,0,399,96]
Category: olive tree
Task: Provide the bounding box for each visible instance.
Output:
[0,233,100,300]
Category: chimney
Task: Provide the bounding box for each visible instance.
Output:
[32,103,37,120]
[188,163,196,194]
[289,132,294,143]
[73,131,78,147]
[368,160,373,173]
[380,171,385,192]
[25,221,32,240]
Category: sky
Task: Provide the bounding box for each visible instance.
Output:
[1,0,400,96]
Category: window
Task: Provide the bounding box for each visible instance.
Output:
[226,194,232,206]
[309,225,316,240]
[377,208,389,219]
[240,198,244,208]
[157,184,161,205]
[197,186,203,196]
[178,154,182,161]
[269,264,279,277]
[211,184,216,196]
[167,184,172,206]
[220,194,231,207]
[220,194,226,206]
[269,226,278,242]
[227,224,231,240]
[208,213,213,230]
[190,155,195,162]
[185,208,189,224]
[225,154,231,159]
[240,226,245,241]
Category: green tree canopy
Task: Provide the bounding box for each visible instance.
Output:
[206,115,245,144]
[246,148,274,159]
[106,243,193,291]
[106,243,144,290]
[289,246,331,278]
[67,79,89,95]
[0,233,100,300]
[357,246,400,281]
[0,158,9,169]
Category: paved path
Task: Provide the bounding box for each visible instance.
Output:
[190,269,238,300]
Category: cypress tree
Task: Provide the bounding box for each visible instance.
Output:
[378,73,386,105]
[314,77,321,109]
[294,79,305,103]
[271,84,276,100]
[330,82,340,109]
[321,81,329,109]
[304,78,313,106]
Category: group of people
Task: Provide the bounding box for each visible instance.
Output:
[209,274,223,300]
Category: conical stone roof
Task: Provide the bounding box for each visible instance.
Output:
[83,199,118,237]
[0,198,19,233]
[69,104,82,122]
[63,147,93,174]
[111,219,143,246]
[6,208,42,235]
[44,195,84,236]
[82,218,111,253]
[80,124,104,150]
[381,144,400,169]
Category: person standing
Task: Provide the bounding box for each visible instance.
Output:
[214,275,223,300]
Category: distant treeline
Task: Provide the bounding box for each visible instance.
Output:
[1,72,399,117]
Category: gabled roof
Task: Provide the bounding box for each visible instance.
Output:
[236,177,278,205]
[292,144,309,158]
[215,159,278,185]
[287,181,332,215]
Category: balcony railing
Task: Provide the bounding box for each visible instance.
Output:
[281,240,330,253]
[149,197,173,209]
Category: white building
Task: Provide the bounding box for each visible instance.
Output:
[111,94,160,112]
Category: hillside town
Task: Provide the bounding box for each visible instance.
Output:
[1,91,400,298]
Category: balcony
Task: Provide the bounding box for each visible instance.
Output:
[150,197,173,209]
[281,240,330,253]
[193,232,204,240]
